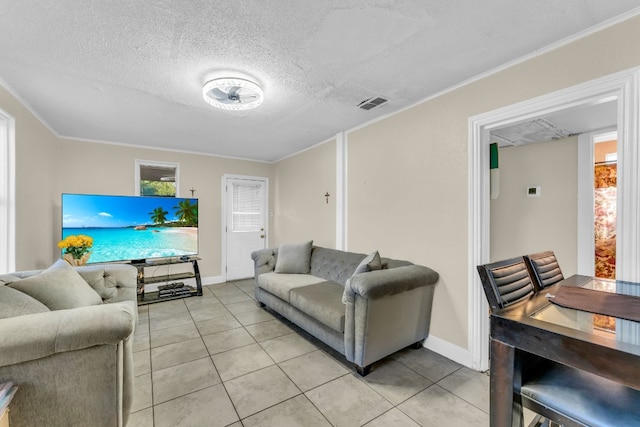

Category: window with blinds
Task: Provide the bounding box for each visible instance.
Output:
[232,182,262,232]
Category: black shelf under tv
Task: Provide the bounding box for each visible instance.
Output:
[135,257,202,305]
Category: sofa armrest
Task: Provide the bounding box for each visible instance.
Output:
[0,302,136,367]
[343,265,438,368]
[251,248,277,276]
[344,265,438,302]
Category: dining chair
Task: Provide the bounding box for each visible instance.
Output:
[524,250,564,290]
[478,257,640,427]
[476,256,535,311]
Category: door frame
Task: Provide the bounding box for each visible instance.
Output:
[468,67,639,371]
[221,174,270,282]
[0,108,15,274]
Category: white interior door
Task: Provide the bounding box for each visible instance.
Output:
[225,177,268,280]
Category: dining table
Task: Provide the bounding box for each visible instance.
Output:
[490,274,640,426]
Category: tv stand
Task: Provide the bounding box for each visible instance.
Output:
[135,257,202,305]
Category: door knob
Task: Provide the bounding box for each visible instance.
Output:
[260,234,265,238]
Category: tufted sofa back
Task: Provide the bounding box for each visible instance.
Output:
[309,247,367,286]
[252,245,415,287]
[76,264,138,304]
[1,263,137,306]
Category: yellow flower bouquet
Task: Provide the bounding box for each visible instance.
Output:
[58,234,93,265]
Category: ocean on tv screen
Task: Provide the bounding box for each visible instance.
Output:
[61,194,198,263]
[61,226,198,263]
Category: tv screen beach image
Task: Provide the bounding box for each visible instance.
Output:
[62,194,198,263]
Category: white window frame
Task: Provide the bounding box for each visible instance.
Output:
[134,159,180,197]
[0,108,15,273]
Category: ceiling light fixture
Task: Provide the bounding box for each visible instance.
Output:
[202,77,264,111]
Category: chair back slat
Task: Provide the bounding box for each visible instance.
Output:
[525,251,564,289]
[477,257,535,310]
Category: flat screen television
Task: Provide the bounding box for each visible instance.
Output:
[61,193,198,264]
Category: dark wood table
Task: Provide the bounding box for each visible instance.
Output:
[490,274,640,426]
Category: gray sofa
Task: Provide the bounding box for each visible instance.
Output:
[0,260,138,427]
[252,243,439,375]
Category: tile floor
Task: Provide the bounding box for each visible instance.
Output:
[128,279,493,427]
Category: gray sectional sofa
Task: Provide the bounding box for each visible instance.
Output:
[252,242,439,375]
[0,260,138,427]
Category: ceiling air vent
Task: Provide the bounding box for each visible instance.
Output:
[357,96,388,111]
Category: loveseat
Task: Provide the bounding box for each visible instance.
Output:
[252,242,439,375]
[0,260,138,427]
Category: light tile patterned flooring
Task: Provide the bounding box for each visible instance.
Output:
[129,279,492,427]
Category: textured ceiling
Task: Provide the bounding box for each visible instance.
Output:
[491,98,618,146]
[1,1,639,162]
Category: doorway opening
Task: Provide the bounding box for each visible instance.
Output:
[469,68,639,371]
[593,132,618,280]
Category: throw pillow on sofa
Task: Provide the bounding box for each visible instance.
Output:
[352,250,382,275]
[8,259,103,310]
[275,240,313,274]
[0,285,51,319]
[342,250,382,304]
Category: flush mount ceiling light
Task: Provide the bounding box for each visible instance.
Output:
[202,77,264,110]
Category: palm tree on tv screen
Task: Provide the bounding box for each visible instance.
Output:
[173,200,198,226]
[149,207,169,225]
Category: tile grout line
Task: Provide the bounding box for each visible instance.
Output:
[209,281,334,425]
[434,367,490,415]
[136,280,490,427]
[190,286,244,426]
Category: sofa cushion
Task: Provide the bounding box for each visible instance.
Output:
[353,251,382,275]
[0,285,51,319]
[275,240,313,274]
[8,259,103,310]
[0,274,21,285]
[289,282,346,333]
[258,272,325,302]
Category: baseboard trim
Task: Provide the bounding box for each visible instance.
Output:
[423,334,477,371]
[201,275,225,286]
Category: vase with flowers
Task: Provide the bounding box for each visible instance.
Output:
[58,234,93,266]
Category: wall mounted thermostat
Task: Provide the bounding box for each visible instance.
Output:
[527,186,541,197]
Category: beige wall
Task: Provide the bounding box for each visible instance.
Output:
[273,140,336,248]
[347,93,472,348]
[343,16,640,349]
[0,86,59,271]
[1,83,275,276]
[4,14,640,355]
[55,139,275,279]
[490,138,578,276]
